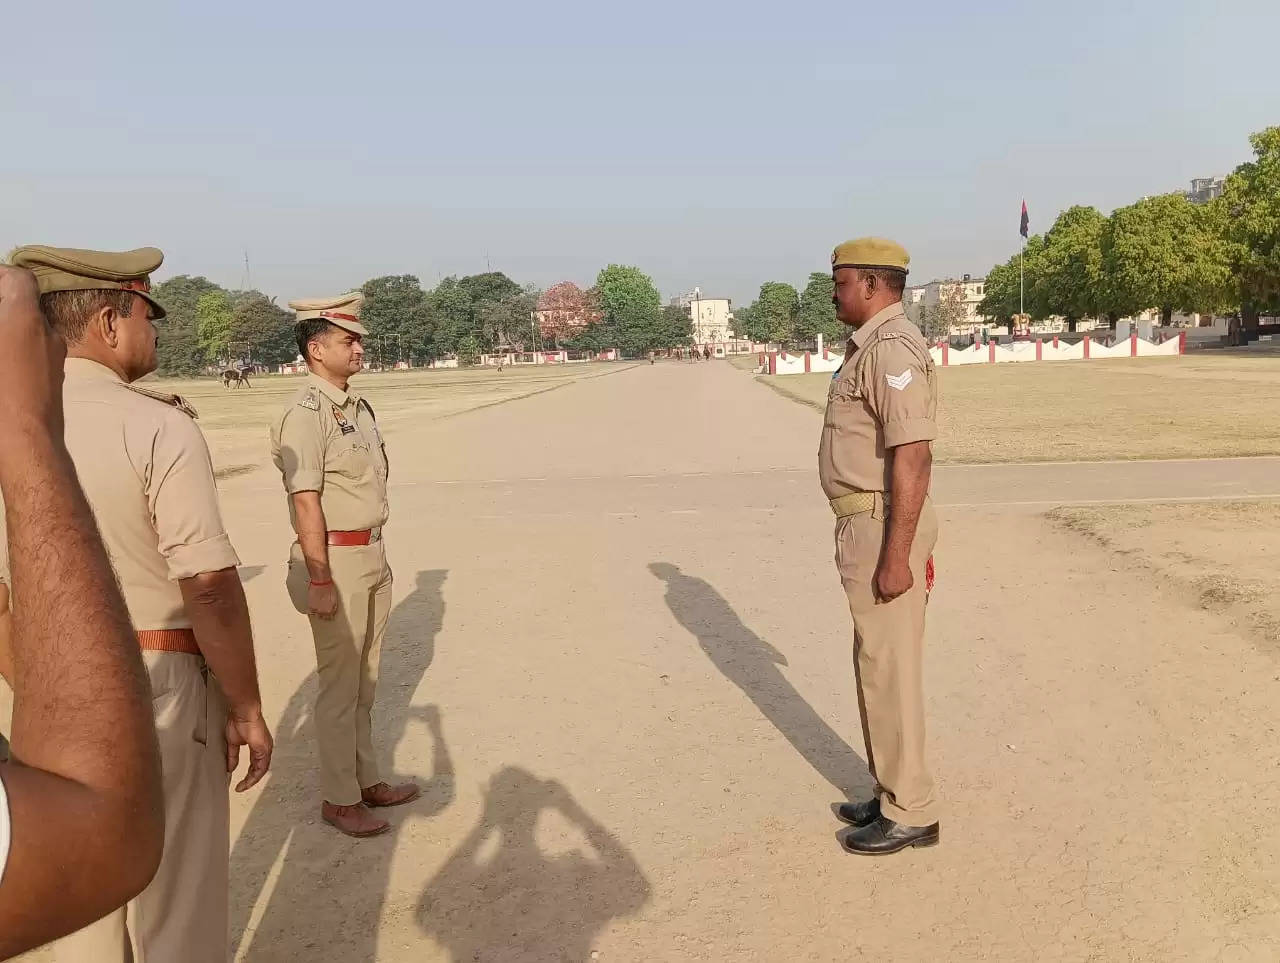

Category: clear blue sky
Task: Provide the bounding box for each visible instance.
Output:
[2,0,1277,308]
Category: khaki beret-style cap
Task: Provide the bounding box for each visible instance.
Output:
[288,292,367,336]
[831,237,910,275]
[7,245,167,319]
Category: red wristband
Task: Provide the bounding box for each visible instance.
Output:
[309,578,333,587]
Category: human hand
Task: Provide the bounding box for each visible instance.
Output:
[226,706,273,792]
[308,581,338,619]
[0,266,66,449]
[874,557,913,603]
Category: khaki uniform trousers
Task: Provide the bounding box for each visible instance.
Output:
[288,539,393,806]
[51,652,230,963]
[836,496,940,827]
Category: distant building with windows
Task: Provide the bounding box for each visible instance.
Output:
[1185,176,1225,205]
[905,275,988,335]
[675,287,735,345]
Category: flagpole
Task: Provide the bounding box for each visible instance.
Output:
[1019,200,1028,325]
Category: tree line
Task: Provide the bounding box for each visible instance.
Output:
[731,125,1280,344]
[979,126,1280,331]
[152,263,693,376]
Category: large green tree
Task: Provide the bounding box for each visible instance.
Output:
[361,275,433,360]
[660,304,694,347]
[794,272,842,343]
[424,277,473,357]
[754,281,799,344]
[1101,193,1230,323]
[1221,125,1280,327]
[153,275,223,375]
[458,271,522,306]
[196,290,235,364]
[979,237,1044,325]
[1035,206,1106,330]
[227,291,296,364]
[594,264,664,356]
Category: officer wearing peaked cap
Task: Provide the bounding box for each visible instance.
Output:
[0,245,272,961]
[270,292,418,838]
[819,238,942,855]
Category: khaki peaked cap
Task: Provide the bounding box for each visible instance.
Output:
[831,238,910,276]
[289,293,367,337]
[7,245,167,319]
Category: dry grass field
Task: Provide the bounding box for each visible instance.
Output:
[153,362,638,475]
[758,353,1280,463]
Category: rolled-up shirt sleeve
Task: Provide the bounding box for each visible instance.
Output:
[867,341,937,448]
[148,412,241,580]
[276,409,325,494]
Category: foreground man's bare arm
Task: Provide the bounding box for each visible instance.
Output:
[876,440,932,602]
[0,266,163,960]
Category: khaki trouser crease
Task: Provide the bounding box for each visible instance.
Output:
[51,652,230,963]
[836,498,939,827]
[289,539,393,806]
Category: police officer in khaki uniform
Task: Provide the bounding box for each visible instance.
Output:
[818,238,941,855]
[271,294,418,838]
[0,245,273,958]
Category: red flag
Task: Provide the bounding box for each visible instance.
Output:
[1020,200,1029,238]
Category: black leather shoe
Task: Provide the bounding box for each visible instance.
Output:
[842,816,939,855]
[835,798,880,828]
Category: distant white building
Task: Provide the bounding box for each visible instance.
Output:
[906,275,988,335]
[1185,176,1225,205]
[679,287,735,345]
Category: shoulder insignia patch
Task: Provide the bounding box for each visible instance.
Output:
[299,386,321,411]
[121,383,199,419]
[331,404,357,435]
[886,370,913,391]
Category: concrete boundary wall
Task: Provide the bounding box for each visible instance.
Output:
[765,332,1185,375]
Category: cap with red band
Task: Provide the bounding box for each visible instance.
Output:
[289,292,367,337]
[6,245,167,319]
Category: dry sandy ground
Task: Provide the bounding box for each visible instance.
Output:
[14,360,1280,962]
[760,353,1280,463]
[1048,501,1280,650]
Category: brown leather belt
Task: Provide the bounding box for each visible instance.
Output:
[137,628,200,655]
[327,527,382,547]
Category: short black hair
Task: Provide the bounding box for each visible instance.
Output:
[856,268,907,298]
[41,289,136,344]
[296,319,337,360]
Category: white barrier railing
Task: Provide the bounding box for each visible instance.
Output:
[764,332,1185,375]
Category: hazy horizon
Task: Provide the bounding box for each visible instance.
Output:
[3,0,1277,309]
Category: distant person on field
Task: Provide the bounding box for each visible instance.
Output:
[820,238,941,855]
[0,263,164,960]
[272,293,419,838]
[1,245,273,962]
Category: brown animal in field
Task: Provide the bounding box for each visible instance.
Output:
[221,366,253,389]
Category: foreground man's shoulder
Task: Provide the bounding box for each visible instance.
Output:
[118,382,200,421]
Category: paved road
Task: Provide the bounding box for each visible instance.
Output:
[29,361,1278,962]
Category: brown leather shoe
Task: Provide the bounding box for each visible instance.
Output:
[321,801,390,838]
[361,781,420,808]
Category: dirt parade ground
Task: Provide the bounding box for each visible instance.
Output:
[14,359,1280,962]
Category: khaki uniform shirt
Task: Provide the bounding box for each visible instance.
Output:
[270,373,389,531]
[818,302,938,498]
[0,358,240,629]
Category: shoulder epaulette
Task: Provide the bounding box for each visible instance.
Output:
[298,385,321,411]
[121,382,199,419]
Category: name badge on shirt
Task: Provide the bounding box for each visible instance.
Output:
[331,405,357,435]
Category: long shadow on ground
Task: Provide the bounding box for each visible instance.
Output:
[649,561,872,800]
[230,569,453,961]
